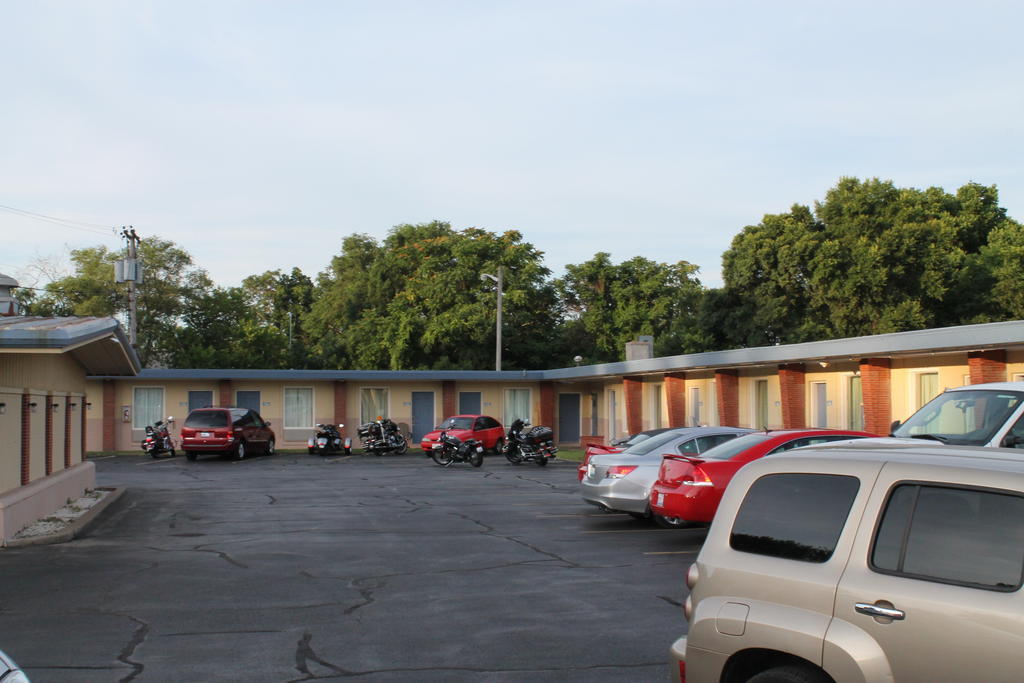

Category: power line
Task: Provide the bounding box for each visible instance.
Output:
[0,203,118,237]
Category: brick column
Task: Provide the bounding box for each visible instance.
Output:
[333,380,347,436]
[664,373,687,427]
[860,358,892,436]
[442,381,456,418]
[218,379,233,407]
[715,370,739,427]
[778,363,807,429]
[539,382,555,435]
[65,398,73,468]
[45,396,54,476]
[21,393,31,485]
[623,376,644,435]
[102,379,116,452]
[968,350,1007,384]
[81,393,88,461]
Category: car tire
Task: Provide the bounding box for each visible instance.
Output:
[266,439,275,456]
[653,514,690,529]
[185,451,197,461]
[235,441,246,460]
[746,664,832,683]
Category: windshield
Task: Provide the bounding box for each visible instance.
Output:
[442,417,474,430]
[623,430,686,455]
[703,433,774,460]
[893,389,1024,446]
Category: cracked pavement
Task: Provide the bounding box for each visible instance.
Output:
[0,453,704,681]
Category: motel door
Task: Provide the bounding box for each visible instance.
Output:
[558,394,581,444]
[411,392,435,442]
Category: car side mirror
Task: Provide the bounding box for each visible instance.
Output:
[889,420,901,436]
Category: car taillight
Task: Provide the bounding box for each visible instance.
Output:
[680,467,713,487]
[606,465,638,479]
[678,659,687,682]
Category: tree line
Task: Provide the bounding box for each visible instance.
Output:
[18,177,1024,370]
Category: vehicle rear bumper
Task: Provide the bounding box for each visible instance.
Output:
[580,479,650,514]
[181,438,237,452]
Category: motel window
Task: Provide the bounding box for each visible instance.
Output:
[917,373,939,410]
[361,388,389,424]
[504,389,531,427]
[689,387,701,427]
[284,388,313,429]
[133,387,164,429]
[755,380,769,429]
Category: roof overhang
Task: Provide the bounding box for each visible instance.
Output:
[0,316,141,375]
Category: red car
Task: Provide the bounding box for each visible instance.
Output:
[180,407,276,461]
[420,415,505,453]
[649,429,875,524]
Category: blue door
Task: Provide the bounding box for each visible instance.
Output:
[558,393,581,444]
[411,392,435,442]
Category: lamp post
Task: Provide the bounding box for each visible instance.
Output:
[480,266,504,371]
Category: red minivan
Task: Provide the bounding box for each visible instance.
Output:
[180,407,276,461]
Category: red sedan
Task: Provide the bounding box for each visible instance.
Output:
[420,415,505,453]
[649,429,875,525]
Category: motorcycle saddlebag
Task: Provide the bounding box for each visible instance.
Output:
[524,425,554,445]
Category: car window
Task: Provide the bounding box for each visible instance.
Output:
[872,484,1024,591]
[703,433,773,460]
[677,439,698,455]
[695,433,739,452]
[474,418,485,430]
[730,473,860,563]
[623,430,688,455]
[444,417,474,429]
[184,411,228,428]
[892,389,1024,446]
[481,417,499,429]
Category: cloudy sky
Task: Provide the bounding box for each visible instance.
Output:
[2,1,1022,290]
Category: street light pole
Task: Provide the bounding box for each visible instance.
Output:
[481,266,504,371]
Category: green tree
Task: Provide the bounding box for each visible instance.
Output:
[306,221,560,370]
[556,253,707,362]
[717,178,1020,345]
[31,238,212,366]
[241,267,315,368]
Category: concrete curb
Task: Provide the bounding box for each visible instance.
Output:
[3,487,126,549]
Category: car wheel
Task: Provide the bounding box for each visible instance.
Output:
[235,441,246,460]
[746,664,832,683]
[266,439,275,456]
[185,451,197,461]
[492,438,504,454]
[653,514,689,529]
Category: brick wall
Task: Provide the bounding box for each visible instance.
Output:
[65,399,73,469]
[45,396,54,476]
[623,376,644,435]
[664,372,687,428]
[442,381,456,418]
[715,370,739,427]
[860,358,892,436]
[778,363,807,429]
[102,380,115,452]
[219,380,233,407]
[968,350,1007,384]
[81,393,88,461]
[21,393,30,485]
[539,382,555,435]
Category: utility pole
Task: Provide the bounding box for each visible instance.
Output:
[481,266,504,371]
[119,226,141,347]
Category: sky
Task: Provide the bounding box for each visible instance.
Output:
[2,0,1023,290]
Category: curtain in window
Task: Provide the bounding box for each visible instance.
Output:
[504,389,530,427]
[361,388,389,424]
[133,387,163,429]
[284,388,313,429]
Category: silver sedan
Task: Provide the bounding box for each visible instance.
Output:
[581,426,753,528]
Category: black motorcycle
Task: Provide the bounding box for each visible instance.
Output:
[141,417,176,458]
[307,423,351,455]
[502,419,557,466]
[357,417,409,456]
[430,430,484,467]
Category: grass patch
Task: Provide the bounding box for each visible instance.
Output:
[555,448,584,462]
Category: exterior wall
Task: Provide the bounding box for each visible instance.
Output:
[891,354,969,422]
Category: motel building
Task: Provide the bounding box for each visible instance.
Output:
[5,271,1024,544]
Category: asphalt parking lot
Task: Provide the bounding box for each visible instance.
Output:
[0,452,703,682]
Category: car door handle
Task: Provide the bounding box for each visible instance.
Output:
[855,602,905,620]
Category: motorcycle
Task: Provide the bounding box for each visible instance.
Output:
[307,423,352,455]
[142,417,176,458]
[502,419,558,466]
[357,417,410,456]
[430,430,484,467]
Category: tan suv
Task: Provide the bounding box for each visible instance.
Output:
[672,440,1024,683]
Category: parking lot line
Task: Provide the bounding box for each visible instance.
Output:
[644,550,698,555]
